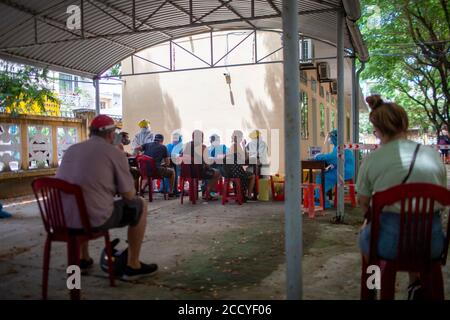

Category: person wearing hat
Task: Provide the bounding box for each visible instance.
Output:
[131,119,154,154]
[57,114,157,280]
[137,133,176,198]
[314,129,355,208]
[246,130,269,175]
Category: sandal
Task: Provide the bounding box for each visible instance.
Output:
[203,195,218,201]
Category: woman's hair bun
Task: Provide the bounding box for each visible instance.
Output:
[366,95,384,110]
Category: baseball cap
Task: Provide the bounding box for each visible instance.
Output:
[154,134,164,142]
[90,115,116,131]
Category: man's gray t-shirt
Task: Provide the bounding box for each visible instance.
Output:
[56,135,134,228]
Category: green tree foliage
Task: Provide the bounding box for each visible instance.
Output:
[110,63,122,76]
[0,61,59,116]
[360,0,449,134]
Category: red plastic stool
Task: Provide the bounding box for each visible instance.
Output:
[302,183,324,218]
[216,177,224,194]
[222,178,243,205]
[179,163,203,204]
[334,178,356,207]
[180,177,199,204]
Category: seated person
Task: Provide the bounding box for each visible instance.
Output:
[114,131,131,154]
[245,129,269,177]
[57,115,157,279]
[314,129,355,208]
[223,130,255,200]
[114,131,139,192]
[208,134,228,164]
[160,131,183,195]
[357,95,447,299]
[207,134,227,196]
[182,130,220,200]
[137,134,176,198]
[131,119,154,155]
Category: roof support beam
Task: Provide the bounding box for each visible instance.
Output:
[266,0,281,15]
[0,0,71,40]
[0,0,137,53]
[136,0,169,30]
[86,0,134,31]
[219,0,257,29]
[191,0,232,24]
[0,7,341,51]
[167,0,212,31]
[89,0,173,38]
[213,31,254,66]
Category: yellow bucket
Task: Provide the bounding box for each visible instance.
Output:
[257,178,270,201]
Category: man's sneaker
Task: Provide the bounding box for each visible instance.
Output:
[407,279,424,300]
[79,258,94,274]
[121,263,158,280]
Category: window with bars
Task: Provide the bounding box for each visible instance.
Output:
[320,103,325,137]
[59,74,72,92]
[311,77,317,93]
[300,91,309,139]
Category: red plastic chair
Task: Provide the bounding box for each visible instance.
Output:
[137,155,168,202]
[179,163,204,204]
[333,178,356,208]
[222,178,243,205]
[302,183,325,218]
[361,183,450,300]
[32,177,115,300]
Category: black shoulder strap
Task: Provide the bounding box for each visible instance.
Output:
[401,144,421,184]
[257,138,260,162]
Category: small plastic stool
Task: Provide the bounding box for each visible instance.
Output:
[222,178,243,205]
[302,183,325,218]
[334,178,356,208]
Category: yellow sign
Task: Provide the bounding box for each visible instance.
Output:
[6,95,61,116]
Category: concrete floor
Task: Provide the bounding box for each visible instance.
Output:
[1,171,450,299]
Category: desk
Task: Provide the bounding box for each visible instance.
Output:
[301,160,327,202]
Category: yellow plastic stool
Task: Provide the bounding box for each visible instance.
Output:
[257,178,270,201]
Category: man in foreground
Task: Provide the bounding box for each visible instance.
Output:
[57,115,157,280]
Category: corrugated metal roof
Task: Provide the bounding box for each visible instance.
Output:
[0,0,368,78]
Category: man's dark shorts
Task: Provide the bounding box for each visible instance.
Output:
[95,197,144,232]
